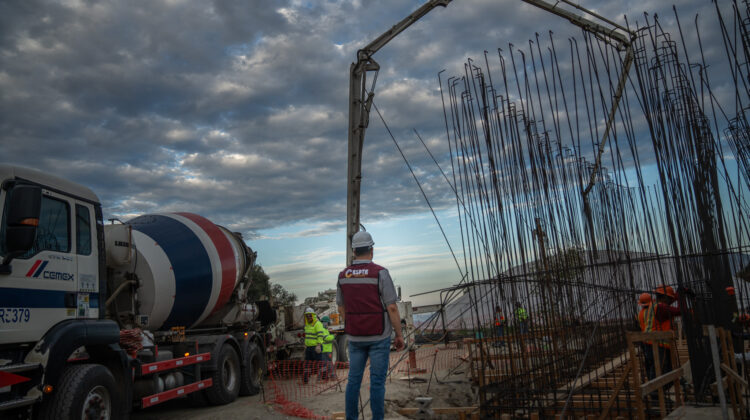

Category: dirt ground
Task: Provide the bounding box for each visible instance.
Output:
[130,393,287,420]
[130,364,475,419]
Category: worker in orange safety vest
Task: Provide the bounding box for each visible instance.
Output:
[637,292,656,380]
[651,285,681,392]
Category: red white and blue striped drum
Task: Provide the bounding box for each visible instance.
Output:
[105,212,252,331]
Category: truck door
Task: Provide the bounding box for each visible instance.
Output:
[0,189,78,344]
[74,202,99,319]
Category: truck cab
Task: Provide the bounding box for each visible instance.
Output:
[0,164,106,343]
[0,164,123,417]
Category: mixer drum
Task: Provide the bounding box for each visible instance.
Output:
[120,212,249,330]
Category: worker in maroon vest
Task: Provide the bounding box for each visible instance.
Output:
[337,231,405,420]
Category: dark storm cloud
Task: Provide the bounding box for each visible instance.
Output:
[0,0,726,240]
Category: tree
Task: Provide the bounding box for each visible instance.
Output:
[245,264,297,305]
[271,283,297,306]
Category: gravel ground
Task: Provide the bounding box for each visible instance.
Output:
[130,393,290,420]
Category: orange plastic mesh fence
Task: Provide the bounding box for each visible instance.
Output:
[265,344,466,418]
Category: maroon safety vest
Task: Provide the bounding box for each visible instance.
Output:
[338,262,386,336]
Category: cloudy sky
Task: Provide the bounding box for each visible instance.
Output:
[1,0,729,304]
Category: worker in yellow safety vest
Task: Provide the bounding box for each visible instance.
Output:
[303,307,326,383]
[515,301,529,334]
[320,316,337,380]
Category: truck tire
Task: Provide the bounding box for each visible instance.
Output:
[239,342,263,396]
[205,344,241,405]
[38,364,121,420]
[335,335,349,363]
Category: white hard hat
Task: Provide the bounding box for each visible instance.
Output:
[304,307,315,314]
[351,231,374,248]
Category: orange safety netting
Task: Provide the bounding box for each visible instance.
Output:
[265,343,467,418]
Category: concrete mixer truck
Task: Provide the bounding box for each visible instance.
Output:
[0,164,276,419]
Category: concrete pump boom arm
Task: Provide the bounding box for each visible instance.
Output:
[346,0,452,264]
[358,0,452,60]
[345,0,635,264]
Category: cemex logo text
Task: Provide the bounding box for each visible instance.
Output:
[25,260,75,281]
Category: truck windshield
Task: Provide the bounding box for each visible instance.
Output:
[0,195,70,259]
[27,195,71,256]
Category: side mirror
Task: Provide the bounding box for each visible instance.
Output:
[1,184,42,273]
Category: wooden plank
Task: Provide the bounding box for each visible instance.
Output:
[722,364,749,388]
[570,395,633,403]
[651,341,666,417]
[670,338,683,408]
[626,331,674,343]
[724,328,746,416]
[598,362,631,420]
[718,328,740,420]
[711,376,729,394]
[640,367,684,395]
[553,400,640,410]
[627,335,646,420]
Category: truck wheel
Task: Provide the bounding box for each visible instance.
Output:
[239,342,264,396]
[205,344,241,405]
[335,335,349,363]
[38,364,121,420]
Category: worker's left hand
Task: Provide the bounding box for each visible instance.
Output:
[393,335,405,351]
[315,345,322,354]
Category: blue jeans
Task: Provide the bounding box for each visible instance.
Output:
[303,346,321,383]
[345,337,390,420]
[321,352,336,379]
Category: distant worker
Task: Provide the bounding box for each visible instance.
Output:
[637,292,656,380]
[515,301,529,334]
[652,285,681,383]
[494,306,506,347]
[337,231,405,420]
[303,307,326,384]
[320,316,337,380]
